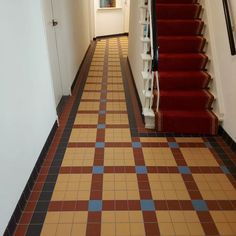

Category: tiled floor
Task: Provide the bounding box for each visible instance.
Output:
[13,37,236,236]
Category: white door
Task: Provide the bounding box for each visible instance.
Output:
[41,0,63,106]
[123,0,130,33]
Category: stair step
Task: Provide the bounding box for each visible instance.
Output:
[158,36,206,53]
[156,0,198,3]
[157,19,204,36]
[156,4,202,20]
[156,110,218,134]
[158,71,211,90]
[158,90,214,110]
[158,53,208,71]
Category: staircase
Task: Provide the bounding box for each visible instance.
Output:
[154,0,219,134]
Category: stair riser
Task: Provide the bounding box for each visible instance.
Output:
[158,55,208,71]
[158,37,206,53]
[159,93,214,110]
[157,20,204,36]
[156,112,218,134]
[159,76,210,90]
[156,4,202,20]
[156,0,198,3]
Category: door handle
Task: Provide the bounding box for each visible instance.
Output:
[52,19,58,27]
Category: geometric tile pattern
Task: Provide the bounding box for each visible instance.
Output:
[13,37,236,236]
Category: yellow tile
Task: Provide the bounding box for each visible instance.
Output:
[44,212,60,224]
[103,182,115,191]
[102,212,116,223]
[183,211,199,223]
[181,148,219,166]
[71,224,87,236]
[129,211,143,223]
[115,211,129,223]
[64,191,77,201]
[74,114,98,125]
[187,223,205,236]
[77,191,90,200]
[115,191,127,200]
[84,84,102,91]
[51,191,65,201]
[176,190,191,200]
[79,182,91,191]
[107,84,123,91]
[105,128,131,142]
[115,181,127,190]
[130,223,146,236]
[169,211,185,223]
[175,137,204,143]
[216,222,235,235]
[140,137,167,143]
[101,223,116,236]
[73,212,88,223]
[69,129,97,143]
[78,102,100,111]
[41,224,57,236]
[103,174,115,182]
[56,224,72,236]
[173,222,190,236]
[116,223,130,236]
[106,114,128,125]
[81,91,101,99]
[157,211,171,223]
[88,71,103,77]
[106,102,127,111]
[159,222,175,236]
[126,182,139,190]
[223,211,236,222]
[67,183,79,191]
[59,212,74,224]
[151,190,165,200]
[103,190,115,200]
[54,182,67,191]
[106,92,125,99]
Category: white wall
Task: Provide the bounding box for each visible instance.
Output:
[128,0,145,107]
[50,0,91,94]
[0,0,57,234]
[94,0,129,37]
[203,0,236,141]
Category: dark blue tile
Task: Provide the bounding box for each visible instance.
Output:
[97,124,106,129]
[221,166,230,174]
[132,142,142,148]
[95,142,105,148]
[140,200,155,211]
[93,166,104,174]
[135,166,147,174]
[178,166,191,174]
[192,200,208,211]
[168,142,179,148]
[88,200,102,212]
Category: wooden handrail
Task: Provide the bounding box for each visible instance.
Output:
[222,0,236,55]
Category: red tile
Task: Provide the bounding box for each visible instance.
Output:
[128,200,141,210]
[62,201,77,211]
[144,223,160,236]
[115,200,128,210]
[139,191,153,199]
[14,225,28,236]
[76,201,88,211]
[201,222,219,235]
[88,212,101,223]
[48,201,63,211]
[103,200,115,210]
[154,201,168,210]
[90,191,103,200]
[19,212,33,224]
[143,211,157,222]
[167,200,181,210]
[86,223,101,236]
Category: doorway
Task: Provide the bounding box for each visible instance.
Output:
[93,0,130,37]
[41,0,63,106]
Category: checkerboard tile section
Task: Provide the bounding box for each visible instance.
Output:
[13,37,236,236]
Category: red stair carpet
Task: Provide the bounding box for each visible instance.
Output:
[154,0,218,134]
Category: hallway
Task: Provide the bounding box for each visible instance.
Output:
[13,37,236,236]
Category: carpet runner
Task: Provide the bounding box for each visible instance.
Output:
[154,0,218,134]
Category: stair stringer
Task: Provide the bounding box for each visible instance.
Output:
[199,0,225,122]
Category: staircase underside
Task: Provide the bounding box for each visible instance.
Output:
[154,0,219,135]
